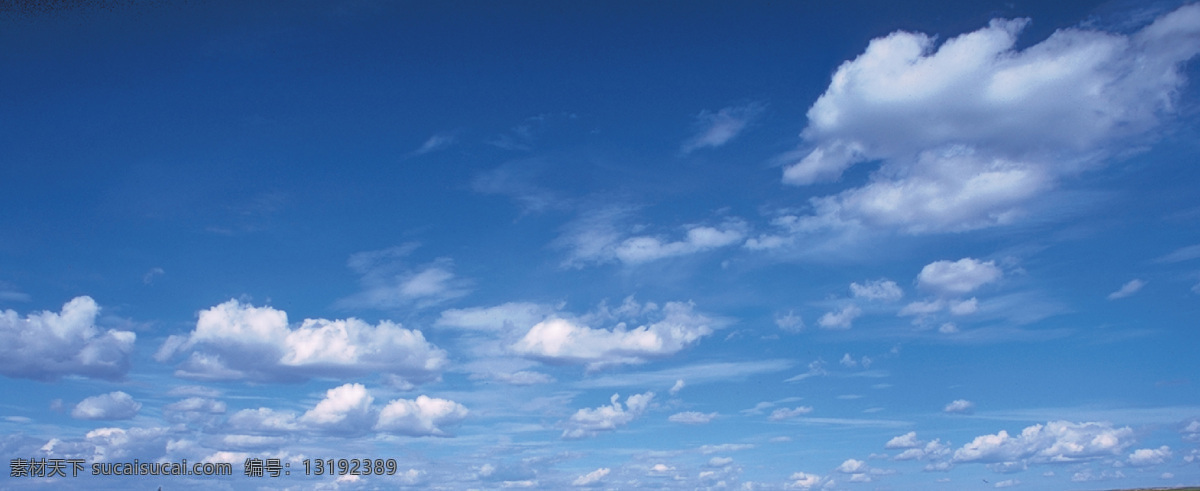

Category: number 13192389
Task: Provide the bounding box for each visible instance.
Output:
[304,458,398,476]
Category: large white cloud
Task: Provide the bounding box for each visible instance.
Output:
[512,301,715,369]
[71,391,142,420]
[156,299,447,384]
[0,297,135,381]
[952,420,1134,464]
[774,4,1200,234]
[561,391,654,439]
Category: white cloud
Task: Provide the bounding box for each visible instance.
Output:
[885,431,920,449]
[561,391,654,439]
[919,258,1002,295]
[227,408,300,433]
[436,302,556,332]
[784,471,824,490]
[1107,279,1146,300]
[300,383,375,433]
[375,395,469,437]
[669,411,718,424]
[71,392,141,420]
[895,440,951,461]
[899,299,945,316]
[818,305,861,329]
[851,279,903,301]
[699,443,755,454]
[1128,445,1171,466]
[994,479,1020,488]
[775,310,805,333]
[513,301,715,369]
[836,459,866,473]
[338,245,470,309]
[778,4,1200,234]
[0,297,135,381]
[839,353,857,367]
[681,102,765,153]
[768,406,814,421]
[669,379,685,396]
[944,399,975,414]
[157,300,447,383]
[938,322,959,334]
[707,456,734,467]
[572,467,610,486]
[949,297,979,315]
[557,206,747,267]
[953,421,1134,464]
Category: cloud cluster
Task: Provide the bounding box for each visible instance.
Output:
[0,296,135,381]
[156,300,447,384]
[770,4,1200,235]
[229,383,468,437]
[512,301,716,369]
[952,420,1134,464]
[562,391,654,439]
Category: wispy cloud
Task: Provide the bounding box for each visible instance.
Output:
[680,102,765,154]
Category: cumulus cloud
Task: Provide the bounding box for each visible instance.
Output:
[895,440,951,461]
[851,279,903,301]
[785,471,825,489]
[1128,445,1172,466]
[768,406,814,421]
[943,399,975,414]
[512,301,715,369]
[156,299,447,384]
[572,467,610,486]
[228,384,468,438]
[818,305,861,329]
[775,4,1200,234]
[300,383,376,433]
[669,411,718,424]
[1108,279,1146,300]
[953,421,1134,464]
[562,392,654,439]
[71,392,141,420]
[337,245,471,310]
[919,258,1002,295]
[885,431,921,449]
[0,297,135,381]
[835,458,866,473]
[681,102,765,153]
[376,395,469,437]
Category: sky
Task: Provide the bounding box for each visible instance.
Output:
[2,1,1200,490]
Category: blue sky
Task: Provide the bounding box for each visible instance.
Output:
[2,1,1200,489]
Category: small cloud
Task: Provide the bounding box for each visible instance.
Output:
[72,391,141,420]
[775,310,805,333]
[1107,279,1146,300]
[943,399,975,414]
[561,392,654,439]
[572,467,610,486]
[680,102,765,153]
[768,406,814,421]
[669,379,685,396]
[669,411,717,425]
[413,133,455,155]
[142,267,165,285]
[818,305,861,329]
[851,279,903,301]
[919,258,1002,295]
